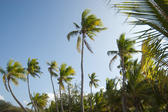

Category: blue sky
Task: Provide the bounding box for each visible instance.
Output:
[0,0,142,107]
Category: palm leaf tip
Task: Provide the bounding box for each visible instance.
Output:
[109,55,118,71]
[82,9,91,19]
[84,39,93,53]
[67,31,79,41]
[73,22,80,29]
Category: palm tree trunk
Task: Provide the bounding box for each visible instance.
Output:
[50,75,59,112]
[68,84,71,112]
[59,84,64,112]
[7,79,28,112]
[27,75,37,112]
[81,35,85,112]
[90,85,93,112]
[121,58,127,112]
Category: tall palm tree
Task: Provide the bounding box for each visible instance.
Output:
[67,9,106,112]
[28,93,49,112]
[57,64,75,112]
[107,33,136,112]
[107,0,168,67]
[47,61,59,112]
[26,58,41,112]
[0,59,27,112]
[88,73,99,112]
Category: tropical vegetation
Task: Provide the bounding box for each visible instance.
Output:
[1,1,168,111]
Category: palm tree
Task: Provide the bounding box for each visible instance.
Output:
[126,60,147,112]
[28,93,49,112]
[47,61,59,112]
[105,78,121,112]
[0,59,27,112]
[107,0,168,67]
[57,64,75,112]
[67,9,106,112]
[88,73,99,112]
[107,33,136,112]
[26,58,41,112]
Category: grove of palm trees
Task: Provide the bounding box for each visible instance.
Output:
[0,0,168,112]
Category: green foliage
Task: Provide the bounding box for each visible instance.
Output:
[88,73,99,88]
[47,61,58,77]
[67,9,107,53]
[28,93,49,110]
[58,64,75,90]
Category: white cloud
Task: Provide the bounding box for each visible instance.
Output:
[47,93,55,102]
[0,95,5,100]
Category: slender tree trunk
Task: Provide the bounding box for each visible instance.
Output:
[50,75,59,112]
[81,35,85,112]
[59,84,64,112]
[68,84,71,112]
[27,75,37,112]
[7,79,28,112]
[121,57,127,112]
[90,85,93,112]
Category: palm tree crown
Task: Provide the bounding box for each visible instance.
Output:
[0,59,26,89]
[67,9,107,53]
[28,93,49,110]
[88,73,99,88]
[107,33,136,71]
[58,64,75,90]
[47,61,58,77]
[27,58,41,77]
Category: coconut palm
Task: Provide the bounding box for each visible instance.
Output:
[26,58,41,112]
[58,64,75,112]
[107,33,136,112]
[47,61,59,112]
[126,60,148,112]
[88,73,99,112]
[105,78,121,112]
[0,59,27,112]
[28,93,49,112]
[67,9,106,112]
[107,0,168,67]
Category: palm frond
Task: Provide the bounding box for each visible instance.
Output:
[107,51,118,56]
[84,39,93,53]
[109,55,118,71]
[82,9,91,25]
[0,67,6,74]
[73,22,80,29]
[67,30,79,41]
[10,77,18,85]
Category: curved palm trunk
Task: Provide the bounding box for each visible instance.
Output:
[59,84,64,112]
[50,75,59,112]
[81,35,85,112]
[90,85,93,112]
[7,79,28,112]
[27,75,37,112]
[121,58,127,112]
